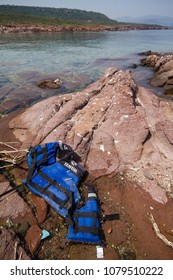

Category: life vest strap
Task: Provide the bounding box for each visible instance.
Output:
[27,144,56,178]
[75,226,99,235]
[26,170,73,211]
[73,212,98,218]
[73,211,99,235]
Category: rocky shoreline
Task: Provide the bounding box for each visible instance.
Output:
[1,52,173,260]
[140,51,173,96]
[0,23,171,33]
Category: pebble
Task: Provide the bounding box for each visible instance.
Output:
[107,228,113,234]
[143,172,154,180]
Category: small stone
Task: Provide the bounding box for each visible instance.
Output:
[107,228,113,234]
[54,78,62,86]
[143,172,154,180]
[37,80,61,89]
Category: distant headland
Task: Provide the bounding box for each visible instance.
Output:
[0,5,171,33]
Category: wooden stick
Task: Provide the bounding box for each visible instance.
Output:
[0,142,28,169]
[0,150,27,154]
[0,164,14,169]
[13,241,18,260]
[148,212,173,249]
[0,141,18,151]
[19,251,23,260]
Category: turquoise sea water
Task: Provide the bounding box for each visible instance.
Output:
[1,30,173,78]
[0,29,173,113]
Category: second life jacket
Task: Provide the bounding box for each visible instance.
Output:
[66,185,101,244]
[24,142,86,218]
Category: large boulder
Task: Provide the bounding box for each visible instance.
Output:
[9,68,173,203]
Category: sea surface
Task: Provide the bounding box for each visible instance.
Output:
[0,29,173,114]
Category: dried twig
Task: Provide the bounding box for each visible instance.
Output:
[0,164,16,169]
[0,141,18,151]
[148,212,173,249]
[18,250,23,260]
[0,150,27,154]
[0,142,28,169]
[13,241,18,260]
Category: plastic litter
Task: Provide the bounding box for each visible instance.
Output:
[96,245,104,258]
[41,229,50,240]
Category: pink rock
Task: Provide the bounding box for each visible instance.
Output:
[9,67,173,203]
[0,228,30,260]
[0,179,37,225]
[27,193,48,224]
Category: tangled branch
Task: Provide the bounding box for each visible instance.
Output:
[0,142,28,169]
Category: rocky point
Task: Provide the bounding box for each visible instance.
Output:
[141,51,173,96]
[9,67,173,201]
[1,56,173,259]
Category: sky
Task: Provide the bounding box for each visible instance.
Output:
[0,0,173,19]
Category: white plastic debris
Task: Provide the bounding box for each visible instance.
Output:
[96,245,104,259]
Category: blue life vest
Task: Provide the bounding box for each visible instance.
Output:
[66,186,101,244]
[24,142,86,218]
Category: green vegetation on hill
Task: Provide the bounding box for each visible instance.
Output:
[0,4,117,26]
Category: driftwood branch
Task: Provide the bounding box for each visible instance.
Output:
[148,212,173,249]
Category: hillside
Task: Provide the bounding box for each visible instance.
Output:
[0,5,170,33]
[0,4,116,25]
